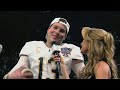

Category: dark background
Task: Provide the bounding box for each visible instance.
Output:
[0,11,120,79]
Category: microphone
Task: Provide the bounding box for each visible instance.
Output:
[52,41,62,76]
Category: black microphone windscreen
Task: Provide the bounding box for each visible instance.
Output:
[52,41,57,45]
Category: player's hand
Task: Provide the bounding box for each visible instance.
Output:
[8,66,33,79]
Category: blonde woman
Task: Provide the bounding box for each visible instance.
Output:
[79,27,118,79]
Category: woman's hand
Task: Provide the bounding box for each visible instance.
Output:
[51,54,70,79]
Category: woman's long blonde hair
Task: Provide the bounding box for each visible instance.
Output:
[79,27,118,79]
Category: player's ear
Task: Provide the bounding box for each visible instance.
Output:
[45,33,48,40]
[63,34,67,40]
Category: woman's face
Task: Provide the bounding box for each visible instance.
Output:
[80,39,89,54]
[46,22,67,44]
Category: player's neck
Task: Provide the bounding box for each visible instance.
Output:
[45,41,62,48]
[45,41,52,48]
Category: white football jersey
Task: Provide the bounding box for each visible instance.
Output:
[19,41,84,79]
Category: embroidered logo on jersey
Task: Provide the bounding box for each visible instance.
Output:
[36,47,41,53]
[61,47,72,57]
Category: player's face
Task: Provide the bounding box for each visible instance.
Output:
[47,22,67,44]
[80,39,89,54]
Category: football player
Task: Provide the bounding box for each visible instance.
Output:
[4,17,85,79]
